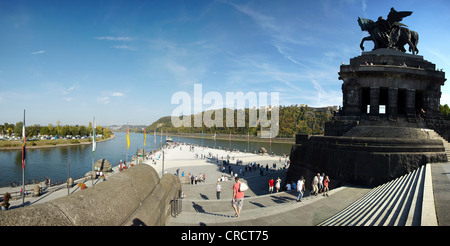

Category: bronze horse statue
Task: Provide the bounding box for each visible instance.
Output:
[358,8,419,55]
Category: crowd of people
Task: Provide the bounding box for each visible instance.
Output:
[290,173,330,202]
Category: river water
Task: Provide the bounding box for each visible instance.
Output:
[0,132,293,187]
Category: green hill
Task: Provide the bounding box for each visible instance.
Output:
[146,105,336,138]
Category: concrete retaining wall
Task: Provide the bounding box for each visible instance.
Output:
[0,164,181,226]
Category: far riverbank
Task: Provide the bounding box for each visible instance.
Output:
[0,134,116,151]
[162,132,295,144]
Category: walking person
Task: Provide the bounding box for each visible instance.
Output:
[275,177,281,193]
[312,173,319,196]
[318,173,324,194]
[232,177,245,217]
[296,176,305,202]
[323,175,330,197]
[216,182,222,199]
[268,177,274,194]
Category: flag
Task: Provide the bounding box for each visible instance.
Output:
[92,117,96,152]
[22,110,26,170]
[144,129,146,146]
[154,129,156,143]
[127,125,130,150]
[213,132,216,141]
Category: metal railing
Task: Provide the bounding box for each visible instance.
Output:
[170,189,183,217]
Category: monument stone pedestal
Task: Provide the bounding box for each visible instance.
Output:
[287,49,448,188]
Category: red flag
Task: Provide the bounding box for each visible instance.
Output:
[22,112,26,170]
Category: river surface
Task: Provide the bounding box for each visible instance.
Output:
[0,132,293,187]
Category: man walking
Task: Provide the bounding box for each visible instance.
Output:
[232,177,245,217]
[216,182,222,199]
[312,173,319,196]
[296,176,305,202]
[268,177,274,194]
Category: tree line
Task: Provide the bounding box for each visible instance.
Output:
[439,104,450,120]
[145,105,336,138]
[0,121,112,139]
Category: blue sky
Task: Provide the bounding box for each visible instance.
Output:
[1,0,450,127]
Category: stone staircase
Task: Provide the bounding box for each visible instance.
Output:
[168,164,438,226]
[318,164,437,226]
[424,129,450,161]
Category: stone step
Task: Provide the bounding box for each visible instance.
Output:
[167,186,357,226]
[424,129,450,160]
[318,165,426,226]
[359,170,414,226]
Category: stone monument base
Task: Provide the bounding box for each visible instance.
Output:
[286,131,446,188]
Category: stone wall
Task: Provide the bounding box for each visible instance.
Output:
[0,164,181,226]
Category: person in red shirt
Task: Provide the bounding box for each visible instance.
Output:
[323,175,330,197]
[232,177,245,217]
[268,177,274,193]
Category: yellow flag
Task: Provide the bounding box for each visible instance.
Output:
[127,126,130,150]
[144,129,146,146]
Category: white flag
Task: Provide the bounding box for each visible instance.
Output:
[92,117,96,152]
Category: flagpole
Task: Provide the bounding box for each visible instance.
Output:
[247,131,249,153]
[67,157,70,195]
[126,123,130,168]
[92,117,95,186]
[229,130,231,150]
[269,131,272,154]
[22,109,26,207]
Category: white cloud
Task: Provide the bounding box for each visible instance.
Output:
[112,45,136,51]
[62,85,76,95]
[31,50,46,55]
[111,92,125,97]
[95,36,133,41]
[97,96,110,105]
[97,92,126,104]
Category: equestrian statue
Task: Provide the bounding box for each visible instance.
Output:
[358,8,419,55]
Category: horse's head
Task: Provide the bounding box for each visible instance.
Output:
[358,17,373,32]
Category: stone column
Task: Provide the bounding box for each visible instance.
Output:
[406,89,416,116]
[370,87,380,116]
[388,88,398,119]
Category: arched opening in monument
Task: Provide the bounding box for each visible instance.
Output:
[379,105,386,114]
[380,87,388,115]
[415,90,424,115]
[362,87,370,114]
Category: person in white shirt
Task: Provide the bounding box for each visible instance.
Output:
[296,176,305,202]
[318,173,324,193]
[216,182,222,199]
[285,182,291,191]
[312,174,319,196]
